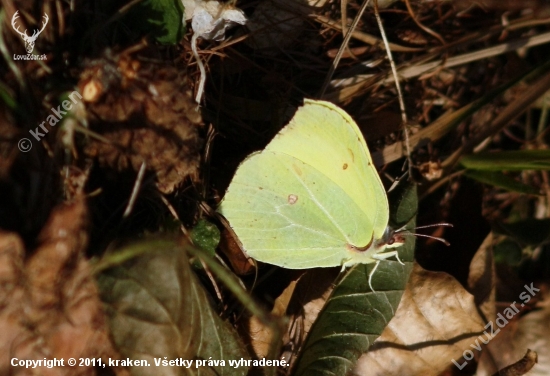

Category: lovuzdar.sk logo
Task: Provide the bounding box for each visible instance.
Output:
[11,10,48,60]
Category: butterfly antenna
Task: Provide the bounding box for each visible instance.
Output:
[414,223,453,230]
[395,223,453,246]
[399,232,451,246]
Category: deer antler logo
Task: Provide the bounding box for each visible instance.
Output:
[11,11,48,54]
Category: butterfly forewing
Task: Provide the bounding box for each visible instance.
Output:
[266,99,389,239]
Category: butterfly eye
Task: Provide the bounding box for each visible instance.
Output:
[387,238,395,245]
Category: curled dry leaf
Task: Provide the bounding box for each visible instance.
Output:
[0,197,127,376]
[490,349,538,376]
[477,285,549,376]
[80,50,203,194]
[352,262,488,376]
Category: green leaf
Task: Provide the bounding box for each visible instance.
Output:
[493,239,523,265]
[291,184,417,376]
[190,219,221,269]
[125,0,185,44]
[463,170,540,195]
[97,238,249,375]
[494,218,550,247]
[460,150,550,171]
[190,219,220,257]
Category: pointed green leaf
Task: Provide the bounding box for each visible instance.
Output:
[460,150,550,171]
[463,170,540,195]
[495,218,550,246]
[291,184,417,376]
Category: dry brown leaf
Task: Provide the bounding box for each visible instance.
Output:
[243,268,338,364]
[477,285,549,376]
[468,233,497,323]
[285,269,339,339]
[246,279,298,359]
[283,268,338,369]
[0,198,128,376]
[80,50,203,194]
[218,225,255,275]
[352,262,487,376]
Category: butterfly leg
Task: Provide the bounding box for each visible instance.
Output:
[340,262,348,273]
[368,250,402,291]
[394,251,405,265]
[368,260,381,292]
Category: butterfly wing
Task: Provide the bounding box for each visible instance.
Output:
[218,99,389,268]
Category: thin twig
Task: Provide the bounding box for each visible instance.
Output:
[162,193,224,303]
[373,0,412,175]
[404,0,445,45]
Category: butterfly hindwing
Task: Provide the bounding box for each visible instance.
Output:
[218,99,391,269]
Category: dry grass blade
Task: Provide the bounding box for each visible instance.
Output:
[372,0,412,175]
[314,14,423,52]
[399,32,550,82]
[325,30,550,103]
[443,66,550,170]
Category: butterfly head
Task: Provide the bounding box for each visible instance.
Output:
[376,226,406,249]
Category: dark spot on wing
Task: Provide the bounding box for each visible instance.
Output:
[343,163,348,170]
